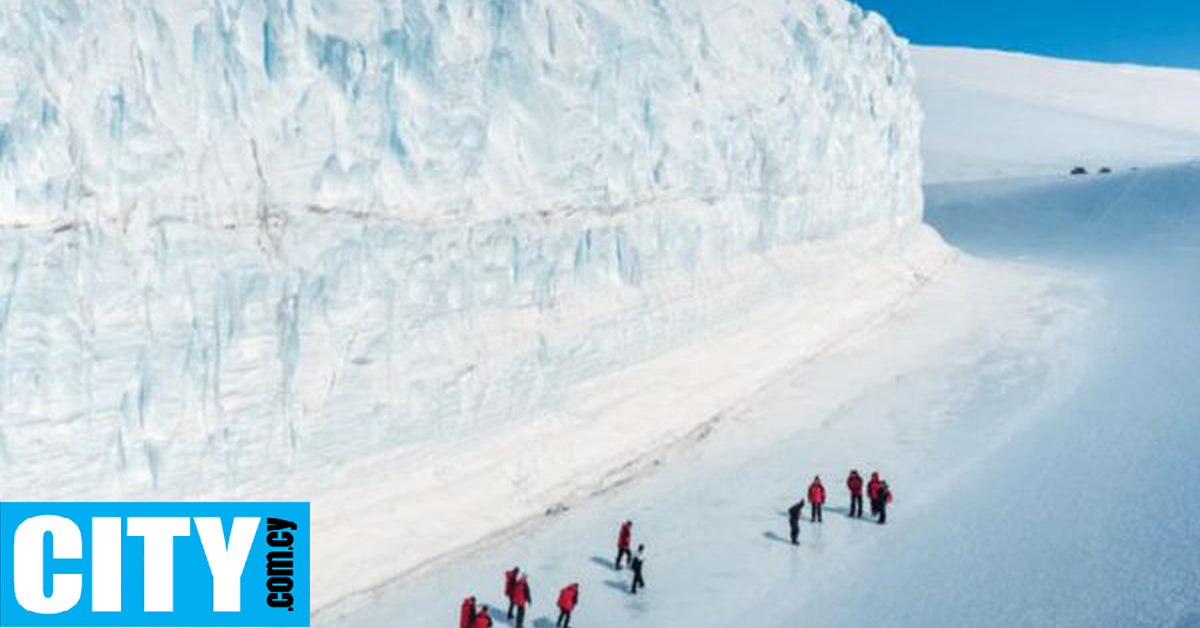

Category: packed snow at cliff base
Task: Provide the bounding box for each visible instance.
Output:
[2,1,1199,628]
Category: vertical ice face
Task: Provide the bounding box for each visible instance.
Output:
[0,0,923,498]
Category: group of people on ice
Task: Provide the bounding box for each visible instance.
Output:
[455,520,648,628]
[788,470,893,544]
[457,473,890,626]
[458,569,580,628]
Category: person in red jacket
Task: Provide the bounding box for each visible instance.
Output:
[615,520,633,569]
[846,470,865,518]
[556,583,580,628]
[512,574,532,628]
[471,606,493,628]
[807,476,826,523]
[504,567,520,619]
[459,596,476,628]
[868,470,888,516]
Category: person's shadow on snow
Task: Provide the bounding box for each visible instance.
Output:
[603,579,630,594]
[531,619,555,628]
[826,505,878,524]
[762,530,792,544]
[605,579,650,610]
[485,606,513,626]
[589,555,614,570]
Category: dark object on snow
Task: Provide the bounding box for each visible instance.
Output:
[787,499,805,544]
[630,545,646,594]
[1070,166,1088,175]
[1099,167,1112,174]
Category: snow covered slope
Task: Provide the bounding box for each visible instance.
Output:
[914,46,1200,182]
[1,1,928,503]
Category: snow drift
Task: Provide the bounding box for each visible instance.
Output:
[914,46,1200,182]
[0,0,927,508]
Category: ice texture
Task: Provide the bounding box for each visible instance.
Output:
[0,0,923,498]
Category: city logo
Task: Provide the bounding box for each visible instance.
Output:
[0,502,310,627]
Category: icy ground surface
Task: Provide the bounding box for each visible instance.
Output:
[805,164,1200,628]
[326,162,1200,628]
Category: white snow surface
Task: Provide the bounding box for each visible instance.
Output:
[915,46,1200,182]
[319,48,1200,627]
[315,46,1200,627]
[333,160,1200,628]
[1,0,938,611]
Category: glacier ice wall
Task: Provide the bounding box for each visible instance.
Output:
[0,0,922,498]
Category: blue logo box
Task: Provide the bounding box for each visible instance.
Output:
[0,502,310,627]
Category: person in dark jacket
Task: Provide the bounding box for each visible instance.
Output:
[630,545,646,594]
[504,567,520,619]
[615,520,633,569]
[877,480,893,525]
[787,499,805,545]
[459,596,476,628]
[846,470,864,518]
[556,583,579,628]
[807,476,826,523]
[512,575,532,628]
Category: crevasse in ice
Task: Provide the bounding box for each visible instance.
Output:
[0,0,922,498]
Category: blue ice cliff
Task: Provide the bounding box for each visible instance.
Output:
[0,0,926,498]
